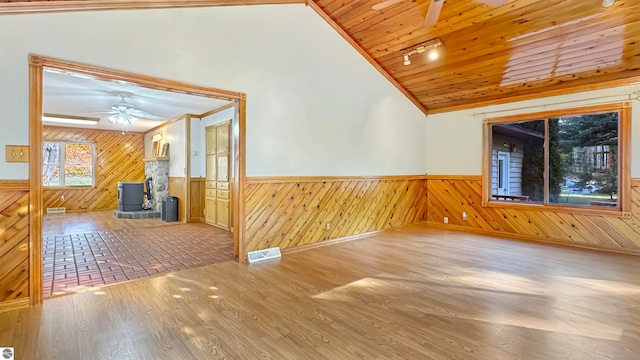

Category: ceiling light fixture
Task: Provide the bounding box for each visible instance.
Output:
[109,112,138,134]
[42,113,100,126]
[403,54,411,66]
[402,38,444,66]
[601,0,615,7]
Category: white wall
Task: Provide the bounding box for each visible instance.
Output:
[0,5,427,180]
[426,84,640,177]
[144,118,186,177]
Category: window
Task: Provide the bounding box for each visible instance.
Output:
[42,142,95,187]
[483,103,630,214]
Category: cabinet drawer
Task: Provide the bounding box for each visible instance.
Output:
[217,190,230,199]
[206,189,217,197]
[206,181,216,189]
[217,182,229,190]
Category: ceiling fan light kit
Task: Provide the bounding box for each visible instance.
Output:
[402,38,443,66]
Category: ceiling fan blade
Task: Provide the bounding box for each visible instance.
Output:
[372,0,404,11]
[425,0,444,26]
[127,109,165,121]
[475,0,508,6]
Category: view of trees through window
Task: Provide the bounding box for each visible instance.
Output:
[43,142,94,187]
[490,111,619,208]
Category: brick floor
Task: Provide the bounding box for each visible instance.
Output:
[43,223,233,298]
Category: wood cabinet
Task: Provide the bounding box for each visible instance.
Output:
[204,121,232,230]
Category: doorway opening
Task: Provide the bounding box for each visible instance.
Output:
[29,56,245,303]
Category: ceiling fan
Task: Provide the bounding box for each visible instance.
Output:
[372,0,508,26]
[87,92,164,133]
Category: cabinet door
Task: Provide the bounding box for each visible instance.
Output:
[216,199,229,229]
[216,122,230,155]
[206,155,216,180]
[205,197,216,225]
[205,126,216,155]
[216,155,229,182]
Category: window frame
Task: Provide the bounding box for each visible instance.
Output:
[482,102,631,218]
[42,141,96,188]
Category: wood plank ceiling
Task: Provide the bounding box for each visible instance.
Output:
[2,0,638,113]
[314,0,640,113]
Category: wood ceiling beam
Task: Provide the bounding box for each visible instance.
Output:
[307,0,429,115]
[0,0,304,15]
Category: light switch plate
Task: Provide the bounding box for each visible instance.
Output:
[5,145,29,163]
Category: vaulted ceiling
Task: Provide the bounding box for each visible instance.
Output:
[2,0,640,114]
[314,0,640,113]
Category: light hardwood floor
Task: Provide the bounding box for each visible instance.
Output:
[2,224,639,359]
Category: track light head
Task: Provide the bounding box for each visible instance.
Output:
[403,54,411,66]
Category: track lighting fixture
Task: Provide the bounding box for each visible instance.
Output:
[403,54,411,66]
[402,38,443,66]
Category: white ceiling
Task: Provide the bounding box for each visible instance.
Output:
[43,68,232,132]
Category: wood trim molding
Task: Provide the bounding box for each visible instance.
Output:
[145,114,187,135]
[0,180,29,190]
[426,75,640,115]
[0,298,30,313]
[29,55,247,304]
[0,0,305,15]
[33,56,243,101]
[246,175,428,184]
[29,59,43,305]
[426,175,482,181]
[282,229,387,255]
[306,0,428,115]
[185,115,192,223]
[484,102,629,125]
[425,222,640,257]
[281,221,425,255]
[481,102,632,217]
[197,103,235,119]
[234,97,246,262]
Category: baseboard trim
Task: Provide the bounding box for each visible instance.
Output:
[0,298,29,313]
[425,222,640,257]
[281,230,386,255]
[281,222,422,255]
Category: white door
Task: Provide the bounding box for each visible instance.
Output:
[497,151,510,195]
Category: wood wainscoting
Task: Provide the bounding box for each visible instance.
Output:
[42,126,145,211]
[244,176,428,253]
[168,177,186,222]
[189,177,205,223]
[426,176,640,254]
[0,181,30,307]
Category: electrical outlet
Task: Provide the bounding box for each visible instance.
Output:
[444,217,448,224]
[462,212,467,221]
[60,195,65,201]
[325,222,331,230]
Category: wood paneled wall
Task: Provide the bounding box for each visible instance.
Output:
[169,177,186,222]
[0,184,29,303]
[244,176,428,253]
[42,126,145,211]
[189,177,205,223]
[427,176,640,254]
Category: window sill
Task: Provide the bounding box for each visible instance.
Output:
[482,200,630,219]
